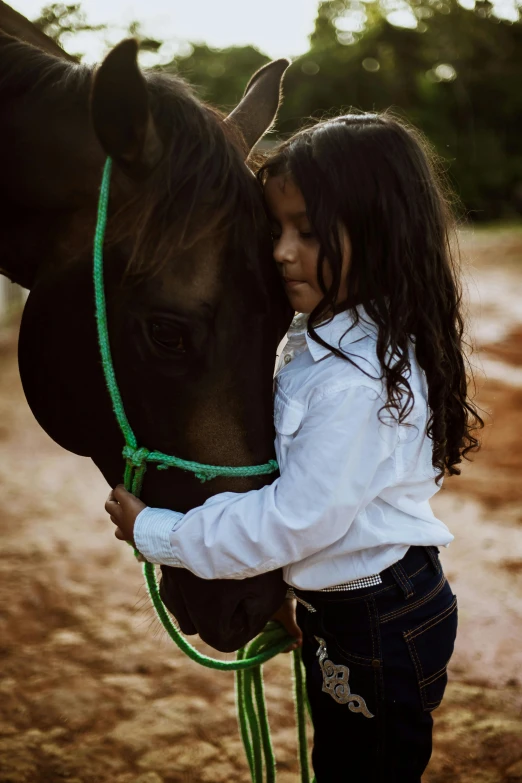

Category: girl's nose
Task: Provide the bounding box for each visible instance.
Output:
[273,235,298,265]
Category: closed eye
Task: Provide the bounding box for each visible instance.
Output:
[270,227,314,241]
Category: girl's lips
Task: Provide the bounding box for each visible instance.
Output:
[283,279,305,288]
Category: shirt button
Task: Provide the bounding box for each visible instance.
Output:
[284,355,292,365]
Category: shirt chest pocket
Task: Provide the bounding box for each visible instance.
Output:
[273,397,305,473]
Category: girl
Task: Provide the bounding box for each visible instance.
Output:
[106,111,482,782]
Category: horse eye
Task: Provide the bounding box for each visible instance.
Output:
[151,323,186,353]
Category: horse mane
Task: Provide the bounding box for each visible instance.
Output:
[112,72,268,280]
[0,32,88,94]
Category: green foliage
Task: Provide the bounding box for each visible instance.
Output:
[32,5,161,59]
[33,0,522,220]
[168,44,269,110]
[33,3,104,48]
[275,0,522,220]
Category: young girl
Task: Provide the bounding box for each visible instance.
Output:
[106,112,482,782]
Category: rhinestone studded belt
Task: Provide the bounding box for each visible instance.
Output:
[287,572,383,601]
[320,574,383,591]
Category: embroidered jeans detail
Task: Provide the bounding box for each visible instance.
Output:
[297,550,457,782]
[314,636,374,718]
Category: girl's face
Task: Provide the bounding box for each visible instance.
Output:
[264,174,351,315]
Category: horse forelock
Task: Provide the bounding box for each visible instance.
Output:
[109,70,269,282]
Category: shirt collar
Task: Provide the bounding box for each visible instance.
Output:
[303,306,377,362]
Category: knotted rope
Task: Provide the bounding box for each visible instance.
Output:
[93,157,312,783]
[122,443,278,491]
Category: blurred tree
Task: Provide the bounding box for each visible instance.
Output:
[276,0,522,219]
[31,0,522,219]
[310,0,520,45]
[168,44,269,109]
[32,3,104,50]
[32,5,161,59]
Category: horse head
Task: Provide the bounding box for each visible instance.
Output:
[0,20,293,651]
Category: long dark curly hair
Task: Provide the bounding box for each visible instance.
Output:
[258,111,483,482]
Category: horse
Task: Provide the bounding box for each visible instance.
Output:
[0,5,293,653]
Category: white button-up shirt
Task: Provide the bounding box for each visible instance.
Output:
[134,309,453,589]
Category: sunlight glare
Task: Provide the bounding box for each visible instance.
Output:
[11,0,320,61]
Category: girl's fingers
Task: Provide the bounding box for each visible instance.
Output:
[106,486,133,509]
[112,484,132,504]
[114,527,126,541]
[105,498,122,522]
[105,495,113,513]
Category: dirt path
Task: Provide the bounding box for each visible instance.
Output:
[1,227,522,783]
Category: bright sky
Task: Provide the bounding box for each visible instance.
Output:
[10,0,522,64]
[11,0,321,62]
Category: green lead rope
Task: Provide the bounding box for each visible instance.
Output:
[93,157,312,783]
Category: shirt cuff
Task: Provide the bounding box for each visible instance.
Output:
[134,506,185,566]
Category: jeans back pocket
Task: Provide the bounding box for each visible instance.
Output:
[403,594,458,712]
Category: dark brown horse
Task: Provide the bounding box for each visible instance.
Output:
[0,6,293,651]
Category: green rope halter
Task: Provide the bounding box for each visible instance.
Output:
[93,157,313,783]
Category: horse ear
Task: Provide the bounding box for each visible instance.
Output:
[91,39,163,179]
[0,0,77,61]
[225,58,290,155]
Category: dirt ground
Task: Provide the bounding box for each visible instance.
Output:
[1,226,522,783]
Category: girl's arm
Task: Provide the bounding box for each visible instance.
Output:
[113,382,398,579]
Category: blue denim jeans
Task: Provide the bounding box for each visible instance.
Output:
[295,546,458,783]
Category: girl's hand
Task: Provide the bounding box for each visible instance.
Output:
[271,597,303,653]
[105,484,147,546]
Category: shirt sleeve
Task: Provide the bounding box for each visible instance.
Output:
[134,383,398,578]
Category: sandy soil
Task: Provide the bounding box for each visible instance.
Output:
[0,226,521,783]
